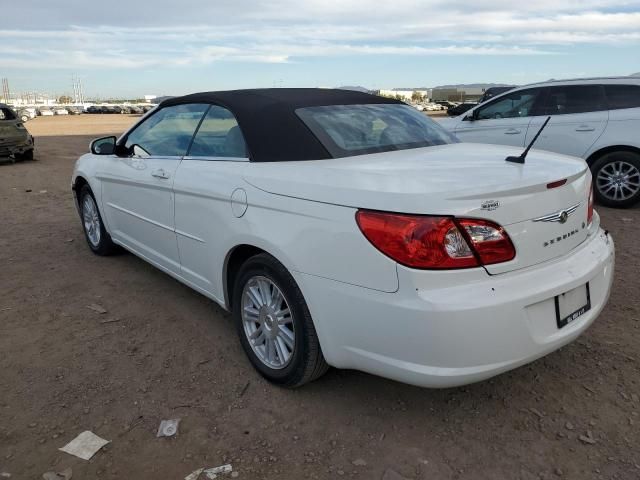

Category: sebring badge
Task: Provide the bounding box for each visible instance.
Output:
[481,200,500,211]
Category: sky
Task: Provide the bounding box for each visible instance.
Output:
[1,0,640,98]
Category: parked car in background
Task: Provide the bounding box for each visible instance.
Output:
[38,106,54,116]
[440,77,640,208]
[67,106,83,115]
[53,107,69,115]
[72,88,613,389]
[0,103,34,161]
[447,102,477,117]
[86,106,103,114]
[129,106,143,115]
[16,109,32,122]
[435,101,456,109]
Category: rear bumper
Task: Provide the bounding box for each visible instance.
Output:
[295,228,614,388]
[0,135,33,157]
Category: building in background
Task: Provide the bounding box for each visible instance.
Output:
[431,87,484,102]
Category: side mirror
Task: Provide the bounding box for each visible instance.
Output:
[464,109,479,121]
[90,136,116,155]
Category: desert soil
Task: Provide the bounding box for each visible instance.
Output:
[0,115,639,479]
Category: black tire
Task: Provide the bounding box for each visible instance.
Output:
[591,151,640,208]
[79,185,118,255]
[14,149,33,161]
[232,253,329,387]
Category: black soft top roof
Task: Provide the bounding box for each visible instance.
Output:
[160,88,404,162]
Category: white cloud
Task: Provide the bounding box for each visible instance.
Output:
[1,1,639,70]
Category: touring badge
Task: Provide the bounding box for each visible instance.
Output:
[481,200,500,211]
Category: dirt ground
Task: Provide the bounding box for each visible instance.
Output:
[1,115,639,480]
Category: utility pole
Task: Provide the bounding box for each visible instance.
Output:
[1,78,10,103]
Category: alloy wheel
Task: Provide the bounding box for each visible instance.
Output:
[241,276,295,369]
[82,195,101,247]
[596,160,640,202]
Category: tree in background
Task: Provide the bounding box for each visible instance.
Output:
[411,91,424,103]
[58,95,73,104]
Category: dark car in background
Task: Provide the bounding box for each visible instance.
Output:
[478,86,516,104]
[447,102,478,116]
[0,104,34,162]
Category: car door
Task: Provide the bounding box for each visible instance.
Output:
[173,105,250,299]
[454,88,544,147]
[525,85,608,158]
[98,103,209,274]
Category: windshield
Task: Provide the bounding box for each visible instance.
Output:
[296,104,457,158]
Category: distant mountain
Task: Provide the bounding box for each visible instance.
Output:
[386,83,516,91]
[631,72,640,77]
[389,87,431,91]
[432,83,515,89]
[338,85,371,93]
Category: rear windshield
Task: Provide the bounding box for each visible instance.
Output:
[296,104,457,158]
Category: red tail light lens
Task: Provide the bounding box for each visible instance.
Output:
[457,219,516,265]
[356,210,515,269]
[587,181,594,226]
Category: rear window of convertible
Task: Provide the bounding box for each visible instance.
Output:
[296,104,457,158]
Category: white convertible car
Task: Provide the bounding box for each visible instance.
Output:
[72,89,614,388]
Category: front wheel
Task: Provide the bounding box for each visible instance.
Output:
[79,185,118,255]
[592,151,640,208]
[232,253,329,387]
[14,149,33,161]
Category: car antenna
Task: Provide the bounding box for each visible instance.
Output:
[505,116,551,164]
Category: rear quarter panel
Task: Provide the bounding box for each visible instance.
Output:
[221,182,400,295]
[588,108,640,156]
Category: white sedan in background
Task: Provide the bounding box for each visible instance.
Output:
[72,88,614,388]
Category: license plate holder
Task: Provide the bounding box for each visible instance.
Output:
[555,283,591,329]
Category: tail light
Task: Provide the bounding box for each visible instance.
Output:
[587,181,594,226]
[355,210,515,270]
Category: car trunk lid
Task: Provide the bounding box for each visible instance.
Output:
[244,143,591,273]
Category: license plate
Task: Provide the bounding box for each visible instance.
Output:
[555,283,591,329]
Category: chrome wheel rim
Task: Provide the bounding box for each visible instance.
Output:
[241,276,295,369]
[596,160,640,202]
[82,195,101,247]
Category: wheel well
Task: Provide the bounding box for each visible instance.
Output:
[73,176,89,209]
[224,245,267,310]
[586,146,640,167]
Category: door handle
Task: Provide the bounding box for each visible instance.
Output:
[151,168,170,179]
[575,125,595,132]
[504,129,521,135]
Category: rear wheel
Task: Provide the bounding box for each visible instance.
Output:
[592,151,640,208]
[79,185,118,255]
[232,253,329,387]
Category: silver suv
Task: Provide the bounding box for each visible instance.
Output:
[441,77,640,208]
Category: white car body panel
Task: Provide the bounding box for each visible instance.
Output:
[526,110,608,158]
[72,106,615,388]
[98,155,182,273]
[455,116,530,148]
